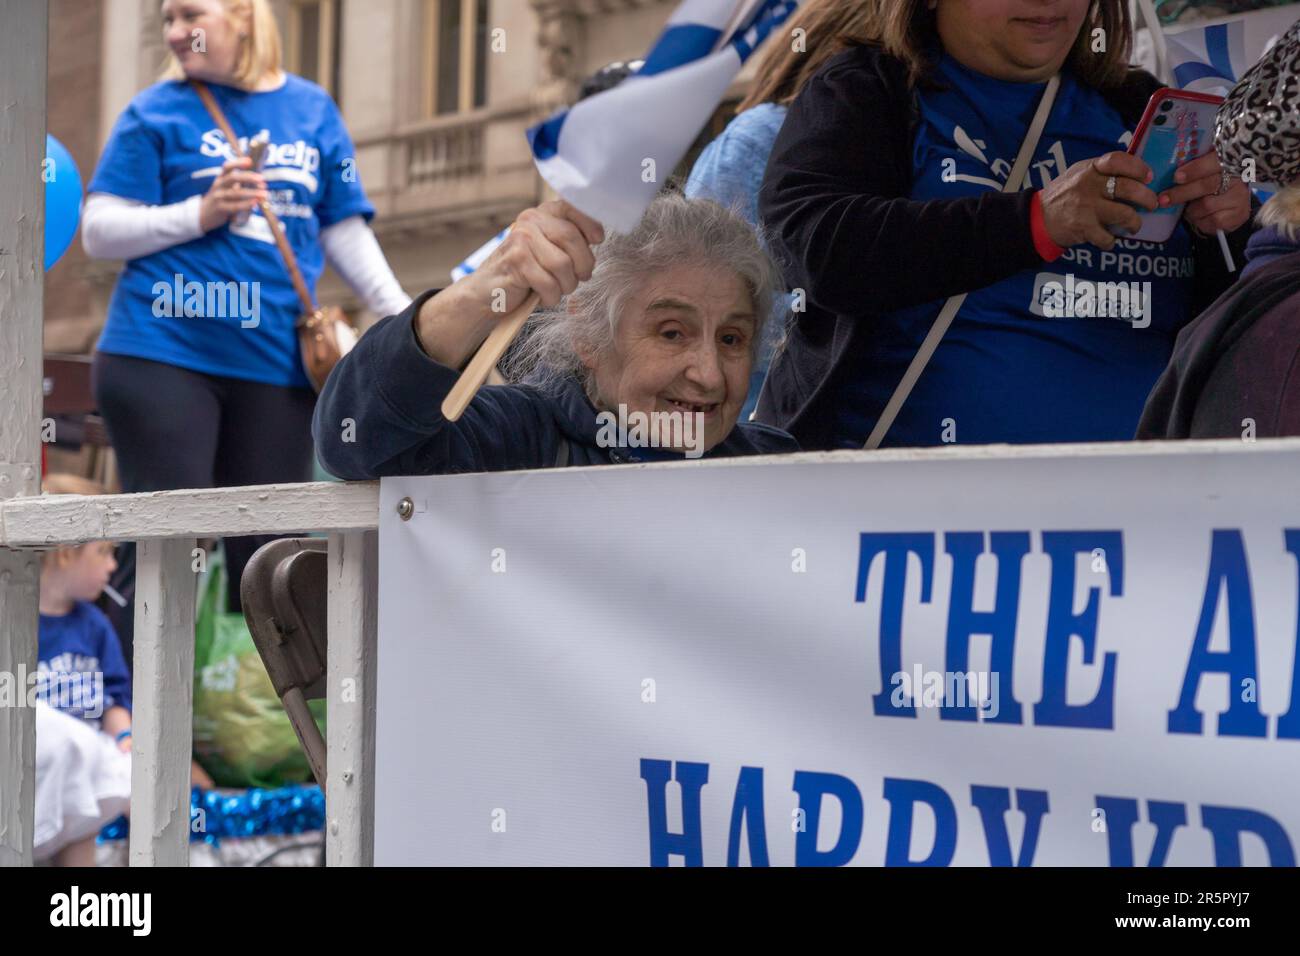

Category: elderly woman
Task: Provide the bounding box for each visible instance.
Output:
[757,0,1255,450]
[313,195,799,478]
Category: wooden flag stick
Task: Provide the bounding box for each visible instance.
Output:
[441,292,540,421]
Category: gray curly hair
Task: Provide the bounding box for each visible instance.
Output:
[502,192,782,395]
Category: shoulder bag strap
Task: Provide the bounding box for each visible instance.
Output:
[191,80,318,316]
[864,74,1062,449]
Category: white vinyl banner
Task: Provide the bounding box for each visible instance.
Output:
[375,445,1300,866]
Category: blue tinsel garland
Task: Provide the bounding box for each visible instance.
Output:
[99,784,325,847]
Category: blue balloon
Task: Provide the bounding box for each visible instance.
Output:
[44,134,83,271]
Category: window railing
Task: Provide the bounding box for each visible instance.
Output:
[401,113,486,188]
[353,105,537,222]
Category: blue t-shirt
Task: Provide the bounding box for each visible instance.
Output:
[832,56,1196,447]
[89,76,374,388]
[38,601,133,720]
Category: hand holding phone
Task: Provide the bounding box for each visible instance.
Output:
[233,131,270,227]
[1038,150,1156,250]
[1110,88,1223,243]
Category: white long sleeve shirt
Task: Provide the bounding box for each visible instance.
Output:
[81,192,411,320]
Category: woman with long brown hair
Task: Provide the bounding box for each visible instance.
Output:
[755,0,1254,450]
[684,0,874,418]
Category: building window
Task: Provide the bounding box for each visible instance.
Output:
[288,0,342,99]
[423,0,489,117]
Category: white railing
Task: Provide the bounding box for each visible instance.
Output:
[0,0,389,866]
[0,482,381,865]
[9,437,1300,866]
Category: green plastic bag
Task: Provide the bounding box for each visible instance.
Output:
[193,546,326,789]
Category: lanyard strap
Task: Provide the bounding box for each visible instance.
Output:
[864,73,1062,450]
[191,80,318,316]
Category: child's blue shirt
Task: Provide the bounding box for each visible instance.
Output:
[39,601,132,720]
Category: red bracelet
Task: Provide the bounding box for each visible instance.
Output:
[1030,191,1065,262]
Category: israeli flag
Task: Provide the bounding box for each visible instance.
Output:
[526,0,800,232]
[1165,19,1250,96]
[452,227,509,282]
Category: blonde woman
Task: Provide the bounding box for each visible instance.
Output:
[82,0,409,632]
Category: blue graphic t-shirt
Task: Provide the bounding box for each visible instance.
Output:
[89,76,374,388]
[39,601,133,720]
[832,56,1195,447]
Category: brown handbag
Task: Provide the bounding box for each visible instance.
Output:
[192,80,351,392]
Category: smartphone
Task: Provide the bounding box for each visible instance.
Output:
[1111,88,1223,243]
[234,131,270,227]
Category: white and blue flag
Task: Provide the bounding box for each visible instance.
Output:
[525,0,799,231]
[1164,19,1251,97]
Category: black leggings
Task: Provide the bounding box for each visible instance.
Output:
[92,352,316,662]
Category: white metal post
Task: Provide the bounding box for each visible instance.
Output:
[0,0,49,869]
[129,537,198,866]
[326,530,378,865]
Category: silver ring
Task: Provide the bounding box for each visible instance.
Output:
[1105,175,1117,201]
[1215,169,1233,196]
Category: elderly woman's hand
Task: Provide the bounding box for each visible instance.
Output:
[465,200,605,311]
[1157,150,1252,236]
[416,200,604,368]
[1039,151,1158,251]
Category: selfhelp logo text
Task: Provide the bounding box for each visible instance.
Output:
[49,886,151,936]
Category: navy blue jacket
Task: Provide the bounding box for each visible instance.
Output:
[312,291,801,479]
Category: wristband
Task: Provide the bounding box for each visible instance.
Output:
[115,729,132,743]
[1030,191,1066,262]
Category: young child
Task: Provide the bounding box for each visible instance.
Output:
[36,474,133,865]
[36,474,213,866]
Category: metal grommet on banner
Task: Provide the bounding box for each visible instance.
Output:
[396,497,414,521]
